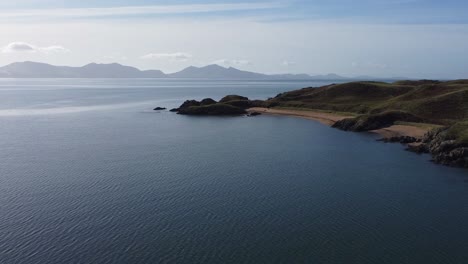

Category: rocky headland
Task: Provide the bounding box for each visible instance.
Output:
[163,79,468,168]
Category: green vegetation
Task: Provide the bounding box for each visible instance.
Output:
[219,95,249,103]
[266,80,468,148]
[394,121,443,130]
[445,121,468,144]
[178,103,247,115]
[268,80,468,123]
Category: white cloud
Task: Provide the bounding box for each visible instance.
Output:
[39,45,70,54]
[282,60,296,66]
[212,59,252,67]
[2,42,35,53]
[141,52,192,61]
[2,42,69,54]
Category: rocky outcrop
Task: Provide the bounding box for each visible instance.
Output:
[219,95,249,103]
[331,111,468,168]
[179,100,201,109]
[223,100,252,108]
[172,95,256,116]
[169,99,212,113]
[247,112,262,117]
[332,111,424,131]
[153,107,167,110]
[177,103,247,115]
[405,127,468,168]
[200,98,217,106]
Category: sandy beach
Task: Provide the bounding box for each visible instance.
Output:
[247,107,352,126]
[248,107,430,139]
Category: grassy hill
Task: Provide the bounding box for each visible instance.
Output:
[263,80,468,167]
[267,80,468,126]
[268,80,468,122]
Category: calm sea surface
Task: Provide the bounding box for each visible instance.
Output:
[0,79,467,264]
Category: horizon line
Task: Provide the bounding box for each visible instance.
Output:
[0,60,421,80]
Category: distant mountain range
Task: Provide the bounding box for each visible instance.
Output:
[0,61,397,80]
[0,62,166,78]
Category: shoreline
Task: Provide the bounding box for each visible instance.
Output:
[247,107,352,126]
[247,107,431,139]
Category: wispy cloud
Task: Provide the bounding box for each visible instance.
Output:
[141,52,192,61]
[212,59,252,67]
[38,45,70,54]
[0,2,284,20]
[2,42,69,54]
[282,60,296,66]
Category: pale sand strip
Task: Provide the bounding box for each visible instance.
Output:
[248,107,430,139]
[247,107,352,126]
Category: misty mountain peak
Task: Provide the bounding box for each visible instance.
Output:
[0,61,351,80]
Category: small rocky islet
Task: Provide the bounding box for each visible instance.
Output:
[153,107,167,110]
[169,95,263,116]
[155,80,468,168]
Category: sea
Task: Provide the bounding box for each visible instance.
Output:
[0,79,467,264]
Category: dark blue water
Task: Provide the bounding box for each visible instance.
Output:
[0,79,467,264]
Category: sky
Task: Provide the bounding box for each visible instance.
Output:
[0,0,467,78]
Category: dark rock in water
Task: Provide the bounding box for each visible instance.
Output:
[219,95,249,103]
[404,127,468,168]
[169,108,179,112]
[331,111,467,168]
[332,111,424,132]
[177,103,247,116]
[332,118,356,131]
[247,112,262,117]
[200,98,217,106]
[179,100,201,109]
[153,107,167,111]
[406,143,429,154]
[173,94,260,116]
[431,146,468,167]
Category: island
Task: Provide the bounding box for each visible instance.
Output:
[171,95,264,115]
[167,80,468,168]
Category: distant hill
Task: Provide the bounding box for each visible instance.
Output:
[169,64,350,80]
[0,61,352,80]
[168,64,268,79]
[0,61,166,78]
[76,63,166,78]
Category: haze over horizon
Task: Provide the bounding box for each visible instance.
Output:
[1,0,468,79]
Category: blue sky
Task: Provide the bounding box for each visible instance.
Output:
[3,0,468,24]
[1,0,467,78]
